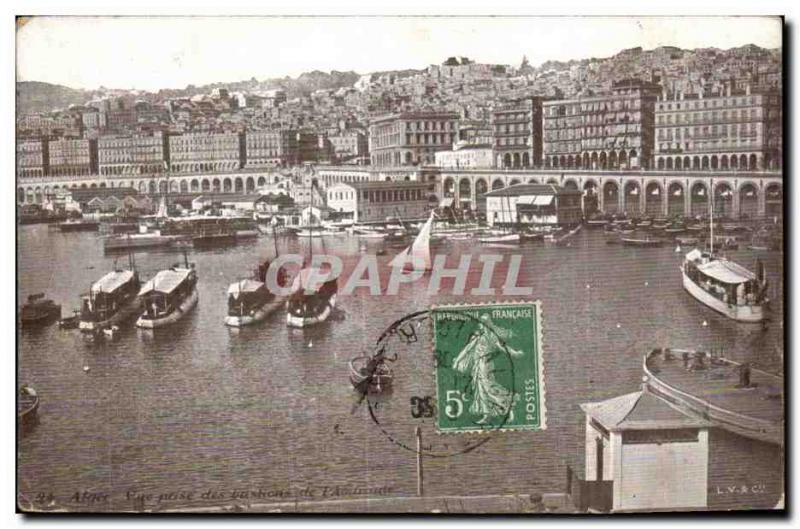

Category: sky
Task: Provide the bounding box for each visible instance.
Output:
[16,16,783,91]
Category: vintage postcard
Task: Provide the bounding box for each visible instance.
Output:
[15,15,784,514]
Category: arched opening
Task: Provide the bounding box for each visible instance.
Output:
[223,178,232,193]
[522,152,530,167]
[765,183,782,219]
[609,151,618,169]
[645,182,663,217]
[158,181,167,194]
[749,154,758,171]
[683,156,690,170]
[246,177,255,193]
[618,150,627,169]
[666,158,674,170]
[90,183,97,189]
[710,155,718,170]
[190,179,199,192]
[99,182,107,188]
[690,181,709,216]
[583,180,599,216]
[443,177,456,197]
[139,181,147,193]
[148,181,156,194]
[567,155,574,169]
[564,180,578,190]
[458,178,472,203]
[257,176,266,187]
[510,179,522,186]
[17,188,25,203]
[591,152,598,169]
[583,153,590,168]
[180,180,188,193]
[201,179,210,192]
[675,157,682,170]
[720,155,729,170]
[701,156,710,170]
[503,154,512,168]
[629,150,638,169]
[667,182,685,216]
[693,156,701,170]
[169,181,178,193]
[235,178,244,193]
[491,179,505,191]
[527,178,539,184]
[731,155,739,170]
[603,180,619,214]
[546,178,558,185]
[739,154,748,170]
[552,156,560,168]
[713,183,733,218]
[599,152,607,169]
[739,183,758,218]
[513,153,521,168]
[624,181,641,215]
[212,178,221,192]
[657,158,665,170]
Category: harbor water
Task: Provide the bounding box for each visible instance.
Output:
[17,224,784,511]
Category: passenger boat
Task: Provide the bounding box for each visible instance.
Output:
[58,219,100,232]
[79,268,142,332]
[225,279,284,327]
[18,385,39,428]
[349,355,393,393]
[681,249,768,322]
[136,265,198,329]
[20,293,61,326]
[104,232,182,251]
[676,236,699,246]
[621,236,664,247]
[478,233,521,244]
[350,226,387,239]
[286,266,338,328]
[586,214,609,227]
[390,212,434,272]
[58,310,81,329]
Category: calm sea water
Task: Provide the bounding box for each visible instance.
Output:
[17,224,784,511]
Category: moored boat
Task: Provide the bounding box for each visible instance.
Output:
[478,233,521,244]
[286,266,338,328]
[20,293,61,326]
[349,355,394,394]
[136,266,198,329]
[225,278,284,327]
[18,385,39,428]
[58,219,100,232]
[681,248,768,322]
[79,269,142,332]
[621,236,664,247]
[104,232,182,251]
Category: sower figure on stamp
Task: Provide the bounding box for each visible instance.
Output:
[452,313,524,419]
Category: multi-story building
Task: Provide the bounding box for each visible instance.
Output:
[492,97,545,169]
[369,111,459,167]
[16,113,82,138]
[543,80,660,170]
[16,139,47,179]
[326,180,433,223]
[654,86,782,171]
[168,132,243,173]
[244,130,298,168]
[97,132,168,176]
[47,138,95,177]
[329,130,368,164]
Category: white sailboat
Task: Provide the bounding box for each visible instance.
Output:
[390,211,434,271]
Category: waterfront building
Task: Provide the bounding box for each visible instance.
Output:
[326,180,433,223]
[244,130,298,168]
[492,96,545,169]
[17,139,47,179]
[190,193,264,213]
[578,348,782,512]
[168,132,243,173]
[98,132,167,177]
[434,143,494,169]
[543,80,660,170]
[483,183,583,227]
[369,111,459,167]
[654,86,782,171]
[47,137,95,177]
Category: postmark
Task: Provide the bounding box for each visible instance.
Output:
[431,301,545,433]
[354,301,544,457]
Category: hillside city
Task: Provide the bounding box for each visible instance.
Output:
[16,44,782,212]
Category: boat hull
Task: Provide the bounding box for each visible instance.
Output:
[136,288,198,329]
[79,298,142,332]
[681,269,765,322]
[224,298,285,327]
[286,294,336,328]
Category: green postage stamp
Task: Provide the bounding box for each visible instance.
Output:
[431,301,545,433]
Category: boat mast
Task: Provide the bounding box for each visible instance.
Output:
[710,185,714,254]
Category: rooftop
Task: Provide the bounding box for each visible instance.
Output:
[483,183,582,198]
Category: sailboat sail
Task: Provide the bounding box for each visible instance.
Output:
[391,212,433,271]
[156,196,168,219]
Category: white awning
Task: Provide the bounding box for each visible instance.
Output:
[91,270,134,294]
[515,196,536,205]
[139,268,193,296]
[227,279,265,296]
[533,195,555,206]
[697,260,755,284]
